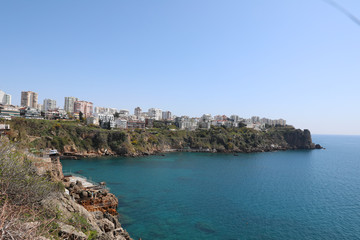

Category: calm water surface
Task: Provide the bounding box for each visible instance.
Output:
[61,135,360,239]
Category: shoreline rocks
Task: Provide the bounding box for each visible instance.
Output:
[33,155,134,240]
[59,143,323,160]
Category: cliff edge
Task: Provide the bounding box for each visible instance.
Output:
[7,118,322,158]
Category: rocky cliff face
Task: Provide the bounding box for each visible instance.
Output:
[32,155,64,181]
[10,119,321,159]
[33,156,133,240]
[42,194,133,240]
[282,129,315,149]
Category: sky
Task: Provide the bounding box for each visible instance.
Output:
[1,0,360,135]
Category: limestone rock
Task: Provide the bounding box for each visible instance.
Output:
[97,218,115,232]
[58,222,87,240]
[315,144,322,149]
[80,190,89,198]
[76,180,83,187]
[92,211,104,220]
[41,194,101,233]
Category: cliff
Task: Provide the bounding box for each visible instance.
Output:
[0,137,133,240]
[7,118,321,158]
[36,156,134,240]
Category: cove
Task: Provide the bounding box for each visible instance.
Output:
[61,135,360,240]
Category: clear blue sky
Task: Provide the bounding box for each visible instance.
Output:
[1,0,360,135]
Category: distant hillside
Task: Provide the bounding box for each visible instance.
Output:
[7,118,320,158]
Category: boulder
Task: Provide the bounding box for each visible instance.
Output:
[102,190,108,196]
[73,185,81,192]
[76,180,83,187]
[315,144,322,149]
[64,182,71,188]
[80,191,89,198]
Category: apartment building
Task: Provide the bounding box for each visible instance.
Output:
[0,90,11,105]
[74,101,93,118]
[148,108,162,120]
[43,99,57,112]
[64,97,78,113]
[21,91,38,108]
[162,111,172,120]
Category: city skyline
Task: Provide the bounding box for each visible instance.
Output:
[1,1,360,135]
[0,88,286,122]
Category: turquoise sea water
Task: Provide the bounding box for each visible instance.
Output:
[61,135,360,240]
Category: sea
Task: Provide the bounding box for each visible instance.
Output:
[61,135,360,240]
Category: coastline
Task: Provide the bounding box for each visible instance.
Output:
[39,155,134,240]
[8,118,322,161]
[59,145,323,160]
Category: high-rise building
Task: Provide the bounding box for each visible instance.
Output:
[74,101,93,118]
[162,111,172,120]
[148,108,162,120]
[134,107,142,119]
[21,91,38,108]
[43,99,57,112]
[64,97,78,113]
[0,90,11,105]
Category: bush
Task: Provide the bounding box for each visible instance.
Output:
[0,137,61,205]
[0,137,64,239]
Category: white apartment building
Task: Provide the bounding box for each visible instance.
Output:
[176,116,198,131]
[259,118,286,126]
[64,97,78,113]
[94,107,118,115]
[148,108,162,120]
[0,90,11,105]
[36,104,43,112]
[95,113,115,128]
[95,113,114,122]
[43,99,57,112]
[115,119,127,129]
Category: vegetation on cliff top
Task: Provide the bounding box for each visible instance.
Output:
[7,118,315,156]
[0,137,100,239]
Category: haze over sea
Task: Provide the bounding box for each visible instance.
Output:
[62,135,360,240]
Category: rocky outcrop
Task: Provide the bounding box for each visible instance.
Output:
[283,129,315,149]
[42,193,133,240]
[58,222,87,240]
[64,178,119,216]
[32,155,133,240]
[31,155,64,181]
[93,211,132,240]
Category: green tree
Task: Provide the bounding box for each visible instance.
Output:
[79,111,84,122]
